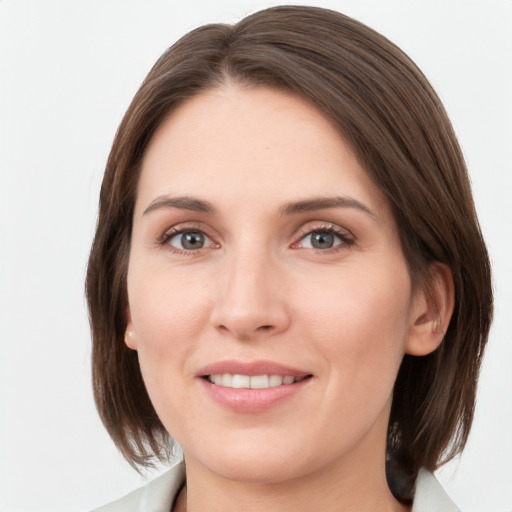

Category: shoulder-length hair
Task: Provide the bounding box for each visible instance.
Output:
[86,5,492,501]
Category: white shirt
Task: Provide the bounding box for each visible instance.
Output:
[92,460,460,512]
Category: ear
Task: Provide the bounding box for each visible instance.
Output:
[405,263,455,356]
[124,307,138,350]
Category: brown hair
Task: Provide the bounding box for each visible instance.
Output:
[86,5,492,501]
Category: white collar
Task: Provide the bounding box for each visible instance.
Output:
[412,468,461,512]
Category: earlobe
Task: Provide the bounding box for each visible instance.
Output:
[405,263,455,356]
[124,329,137,350]
[124,308,138,350]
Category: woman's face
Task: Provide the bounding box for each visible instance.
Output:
[126,85,422,484]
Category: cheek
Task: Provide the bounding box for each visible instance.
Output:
[126,267,210,434]
[293,264,412,451]
[126,263,215,413]
[298,261,412,381]
[128,263,211,351]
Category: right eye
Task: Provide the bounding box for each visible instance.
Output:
[167,231,213,251]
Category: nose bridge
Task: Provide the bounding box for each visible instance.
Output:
[212,241,288,338]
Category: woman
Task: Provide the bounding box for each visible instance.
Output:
[86,6,492,511]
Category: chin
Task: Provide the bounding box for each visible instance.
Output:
[201,454,308,485]
[181,433,312,484]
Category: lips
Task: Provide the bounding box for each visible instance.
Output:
[196,360,313,413]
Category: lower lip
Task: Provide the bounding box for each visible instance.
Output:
[199,377,311,413]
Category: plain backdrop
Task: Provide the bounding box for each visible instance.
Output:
[0,1,511,511]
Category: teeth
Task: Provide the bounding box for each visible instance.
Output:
[208,374,305,389]
[250,375,269,389]
[269,375,283,387]
[232,374,250,388]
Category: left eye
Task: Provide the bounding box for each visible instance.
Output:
[299,230,343,250]
[168,231,212,250]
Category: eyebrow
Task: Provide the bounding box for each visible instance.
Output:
[142,194,376,219]
[279,196,376,219]
[143,195,216,216]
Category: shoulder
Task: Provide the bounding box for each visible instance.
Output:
[412,468,461,512]
[90,460,185,512]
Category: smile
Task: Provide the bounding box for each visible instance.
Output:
[206,374,310,388]
[197,361,313,412]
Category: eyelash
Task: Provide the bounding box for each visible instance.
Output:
[159,224,216,254]
[293,223,355,252]
[159,223,355,254]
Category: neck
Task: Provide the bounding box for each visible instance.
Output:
[176,463,409,512]
[175,432,410,512]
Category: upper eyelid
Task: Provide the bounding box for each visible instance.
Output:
[162,221,213,235]
[293,222,355,239]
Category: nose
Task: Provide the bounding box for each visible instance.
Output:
[210,248,290,341]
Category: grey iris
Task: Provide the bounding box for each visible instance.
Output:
[182,232,205,249]
[311,232,334,249]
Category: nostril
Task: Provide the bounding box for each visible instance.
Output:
[258,325,273,331]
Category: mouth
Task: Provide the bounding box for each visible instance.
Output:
[196,360,313,412]
[203,373,312,389]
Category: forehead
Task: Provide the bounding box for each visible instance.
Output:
[137,85,389,219]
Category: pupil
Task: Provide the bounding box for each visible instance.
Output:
[182,232,204,250]
[311,232,334,249]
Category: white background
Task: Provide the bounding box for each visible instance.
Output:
[0,1,510,511]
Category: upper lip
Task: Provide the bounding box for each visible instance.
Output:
[196,360,312,378]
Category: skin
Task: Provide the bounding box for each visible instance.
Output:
[125,85,453,512]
